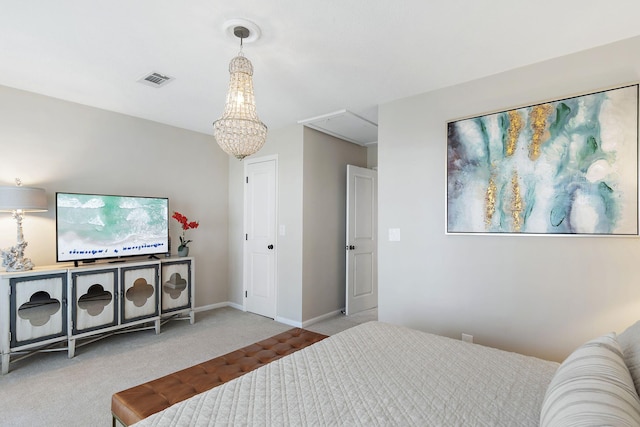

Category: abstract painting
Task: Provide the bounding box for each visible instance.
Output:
[447,84,638,235]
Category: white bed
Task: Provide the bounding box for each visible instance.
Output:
[134,321,563,426]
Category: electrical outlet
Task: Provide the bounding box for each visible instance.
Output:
[462,333,473,343]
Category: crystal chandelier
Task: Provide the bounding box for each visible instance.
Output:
[213,25,267,160]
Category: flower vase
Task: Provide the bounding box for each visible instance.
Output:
[178,246,189,257]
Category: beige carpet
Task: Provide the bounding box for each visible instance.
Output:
[0,306,376,427]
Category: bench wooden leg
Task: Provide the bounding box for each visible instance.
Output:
[113,414,125,427]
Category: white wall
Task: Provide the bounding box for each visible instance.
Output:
[302,127,367,320]
[378,35,640,362]
[0,85,229,307]
[228,124,305,322]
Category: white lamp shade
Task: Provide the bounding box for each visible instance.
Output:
[0,186,48,212]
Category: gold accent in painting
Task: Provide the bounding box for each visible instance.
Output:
[505,111,524,157]
[528,104,553,161]
[511,171,523,232]
[485,177,497,229]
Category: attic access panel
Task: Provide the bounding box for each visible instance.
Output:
[298,110,378,145]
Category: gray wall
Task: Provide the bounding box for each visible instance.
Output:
[0,85,229,308]
[228,125,367,324]
[302,127,367,320]
[378,35,640,362]
[367,144,378,169]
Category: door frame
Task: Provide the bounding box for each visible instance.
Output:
[243,154,279,317]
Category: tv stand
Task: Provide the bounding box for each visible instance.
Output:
[0,256,195,374]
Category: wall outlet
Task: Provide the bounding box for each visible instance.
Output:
[461,333,473,343]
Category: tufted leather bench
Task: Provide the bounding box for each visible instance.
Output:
[111,328,328,426]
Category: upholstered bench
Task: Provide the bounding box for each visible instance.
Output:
[111,328,328,426]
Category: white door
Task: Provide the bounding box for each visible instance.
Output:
[346,165,377,315]
[244,156,277,318]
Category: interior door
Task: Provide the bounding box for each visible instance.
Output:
[346,165,378,315]
[244,156,277,318]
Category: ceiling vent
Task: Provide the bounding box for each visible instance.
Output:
[137,72,174,88]
[298,110,378,146]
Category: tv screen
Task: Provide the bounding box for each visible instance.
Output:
[56,192,169,263]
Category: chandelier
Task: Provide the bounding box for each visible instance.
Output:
[213,24,267,160]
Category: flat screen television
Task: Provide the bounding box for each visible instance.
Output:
[56,192,169,264]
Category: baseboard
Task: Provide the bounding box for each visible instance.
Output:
[225,301,244,311]
[275,316,302,327]
[194,304,344,329]
[193,302,244,313]
[276,308,345,329]
[302,308,344,328]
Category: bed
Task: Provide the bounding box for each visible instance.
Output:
[133,320,640,426]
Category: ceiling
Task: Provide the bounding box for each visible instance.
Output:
[2,1,640,142]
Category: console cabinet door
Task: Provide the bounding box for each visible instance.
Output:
[10,273,67,347]
[161,261,191,313]
[72,269,118,334]
[121,265,159,323]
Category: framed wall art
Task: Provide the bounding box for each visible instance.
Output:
[446,84,639,235]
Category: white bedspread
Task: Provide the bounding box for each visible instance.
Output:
[134,321,558,426]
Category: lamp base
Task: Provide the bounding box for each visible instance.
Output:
[1,241,35,272]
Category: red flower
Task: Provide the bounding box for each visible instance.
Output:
[172,212,186,224]
[172,212,199,248]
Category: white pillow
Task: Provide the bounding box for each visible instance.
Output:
[618,320,640,395]
[540,332,640,427]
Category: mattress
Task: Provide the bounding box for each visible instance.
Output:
[133,321,559,426]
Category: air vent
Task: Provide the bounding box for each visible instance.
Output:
[137,72,174,88]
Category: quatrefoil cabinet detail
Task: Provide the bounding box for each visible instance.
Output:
[0,257,194,374]
[11,275,67,348]
[72,269,118,334]
[161,264,191,313]
[126,277,155,308]
[18,291,61,327]
[78,285,112,316]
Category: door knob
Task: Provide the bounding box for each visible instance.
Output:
[267,244,274,250]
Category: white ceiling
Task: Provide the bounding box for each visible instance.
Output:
[2,1,640,138]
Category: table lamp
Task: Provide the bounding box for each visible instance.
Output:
[0,179,48,271]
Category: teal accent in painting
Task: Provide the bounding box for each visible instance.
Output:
[499,112,509,158]
[477,117,492,167]
[549,102,572,137]
[578,136,598,162]
[598,181,617,224]
[522,176,537,224]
